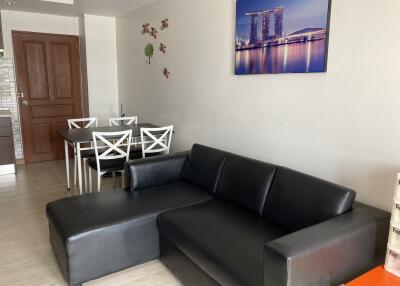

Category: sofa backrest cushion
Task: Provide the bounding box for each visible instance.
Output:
[182,144,227,193]
[126,152,189,191]
[263,167,356,232]
[215,154,277,215]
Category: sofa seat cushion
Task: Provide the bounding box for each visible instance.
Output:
[47,181,213,246]
[158,199,288,286]
[46,182,213,285]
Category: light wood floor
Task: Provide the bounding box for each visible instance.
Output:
[0,160,183,286]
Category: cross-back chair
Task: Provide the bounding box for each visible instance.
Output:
[140,126,173,158]
[67,117,98,191]
[88,130,132,192]
[68,117,97,129]
[109,116,142,158]
[109,116,138,126]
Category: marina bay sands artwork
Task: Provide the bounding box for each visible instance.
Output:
[235,0,331,74]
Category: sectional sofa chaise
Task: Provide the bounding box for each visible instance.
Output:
[46,144,390,286]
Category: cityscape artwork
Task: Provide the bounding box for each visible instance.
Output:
[235,0,331,75]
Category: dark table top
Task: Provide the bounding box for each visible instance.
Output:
[58,123,159,143]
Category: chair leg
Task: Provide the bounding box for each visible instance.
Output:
[88,168,92,193]
[83,158,88,193]
[121,172,125,189]
[73,155,77,186]
[97,173,101,192]
[112,171,116,189]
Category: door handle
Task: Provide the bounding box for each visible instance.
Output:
[21,100,29,106]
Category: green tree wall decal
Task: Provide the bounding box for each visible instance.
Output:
[144,43,154,64]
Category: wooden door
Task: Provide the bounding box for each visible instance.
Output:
[13,31,83,163]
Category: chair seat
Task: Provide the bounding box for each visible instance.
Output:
[129,148,143,159]
[88,157,126,172]
[81,149,96,158]
[128,148,162,159]
[80,147,142,160]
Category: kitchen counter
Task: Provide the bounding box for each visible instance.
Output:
[0,110,16,175]
[0,108,12,118]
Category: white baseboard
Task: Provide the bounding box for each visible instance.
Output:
[0,164,15,176]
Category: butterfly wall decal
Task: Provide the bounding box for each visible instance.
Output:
[161,18,169,30]
[150,27,158,39]
[141,19,171,78]
[163,68,171,78]
[159,43,167,54]
[141,23,150,34]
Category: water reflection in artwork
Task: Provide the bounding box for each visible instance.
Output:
[235,39,326,74]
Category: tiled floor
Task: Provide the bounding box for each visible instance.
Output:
[0,160,182,286]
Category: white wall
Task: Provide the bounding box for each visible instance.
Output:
[1,10,79,58]
[84,14,119,125]
[78,15,90,117]
[116,0,400,211]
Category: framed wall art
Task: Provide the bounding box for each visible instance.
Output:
[235,0,332,75]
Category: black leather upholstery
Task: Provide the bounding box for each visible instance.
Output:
[120,145,143,158]
[125,152,188,191]
[86,148,142,172]
[129,149,143,159]
[215,154,276,215]
[161,234,221,286]
[182,144,227,193]
[263,167,356,232]
[80,149,96,158]
[158,200,288,286]
[87,157,126,172]
[264,202,390,286]
[81,147,142,160]
[47,182,213,285]
[47,144,389,286]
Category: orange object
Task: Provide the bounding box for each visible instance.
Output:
[346,266,400,286]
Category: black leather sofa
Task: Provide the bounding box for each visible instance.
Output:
[46,144,390,286]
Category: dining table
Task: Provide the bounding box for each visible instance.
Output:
[57,123,159,194]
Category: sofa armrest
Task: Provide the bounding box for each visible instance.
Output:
[125,151,189,191]
[264,203,390,286]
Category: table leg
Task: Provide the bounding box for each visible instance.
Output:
[76,142,83,195]
[64,140,70,190]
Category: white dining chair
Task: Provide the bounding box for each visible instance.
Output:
[88,130,132,192]
[109,116,138,126]
[67,117,98,192]
[140,125,173,158]
[109,116,142,159]
[68,117,97,129]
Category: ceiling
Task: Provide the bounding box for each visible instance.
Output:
[0,0,158,17]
